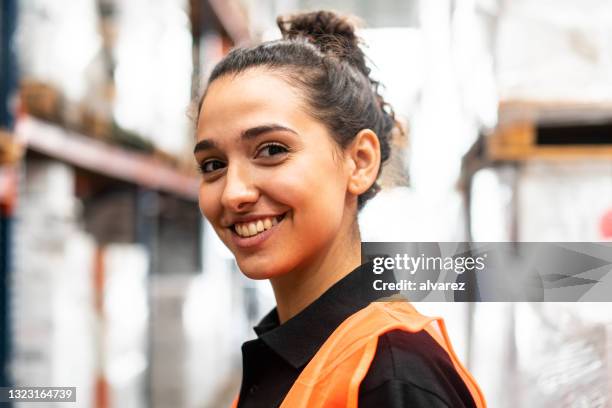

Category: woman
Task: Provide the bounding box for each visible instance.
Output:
[194,10,486,408]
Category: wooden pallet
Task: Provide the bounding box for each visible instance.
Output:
[486,101,612,160]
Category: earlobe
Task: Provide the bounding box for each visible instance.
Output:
[346,129,381,196]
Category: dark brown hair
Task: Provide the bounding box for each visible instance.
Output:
[198,10,400,210]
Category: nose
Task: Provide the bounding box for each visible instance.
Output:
[220,162,259,212]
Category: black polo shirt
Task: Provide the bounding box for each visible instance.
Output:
[237,262,477,407]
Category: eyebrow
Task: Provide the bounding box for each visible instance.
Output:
[193,124,298,154]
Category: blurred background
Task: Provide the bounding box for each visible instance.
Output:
[1,0,612,407]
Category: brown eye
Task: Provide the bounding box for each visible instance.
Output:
[200,159,226,174]
[257,143,288,158]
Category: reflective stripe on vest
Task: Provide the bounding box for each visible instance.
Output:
[231,301,486,408]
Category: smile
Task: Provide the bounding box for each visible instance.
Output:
[231,213,286,238]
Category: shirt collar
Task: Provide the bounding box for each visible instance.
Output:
[253,262,398,369]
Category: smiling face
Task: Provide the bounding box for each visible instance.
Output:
[195,68,357,280]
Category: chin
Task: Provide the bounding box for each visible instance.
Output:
[236,256,293,280]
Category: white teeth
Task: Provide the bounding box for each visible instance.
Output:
[234,215,283,238]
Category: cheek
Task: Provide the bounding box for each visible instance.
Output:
[198,183,221,222]
[267,152,347,223]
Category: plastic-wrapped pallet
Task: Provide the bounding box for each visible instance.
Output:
[149,274,191,408]
[496,0,612,102]
[514,303,611,407]
[516,161,612,406]
[16,0,105,106]
[102,244,149,408]
[472,302,612,408]
[518,161,612,242]
[112,0,193,156]
[11,160,97,407]
[469,161,612,406]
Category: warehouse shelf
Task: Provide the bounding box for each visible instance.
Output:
[15,116,200,201]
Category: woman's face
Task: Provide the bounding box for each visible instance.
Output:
[195,68,354,279]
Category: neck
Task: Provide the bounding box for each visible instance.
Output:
[270,227,361,324]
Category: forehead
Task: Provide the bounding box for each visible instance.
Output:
[197,69,309,140]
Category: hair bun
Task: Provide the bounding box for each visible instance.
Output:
[277,11,364,67]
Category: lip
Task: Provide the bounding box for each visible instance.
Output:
[229,212,287,249]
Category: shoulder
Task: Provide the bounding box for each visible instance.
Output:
[359,329,476,408]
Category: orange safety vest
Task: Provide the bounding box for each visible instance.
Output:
[231,300,486,408]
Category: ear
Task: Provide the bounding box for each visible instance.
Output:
[345,129,381,197]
